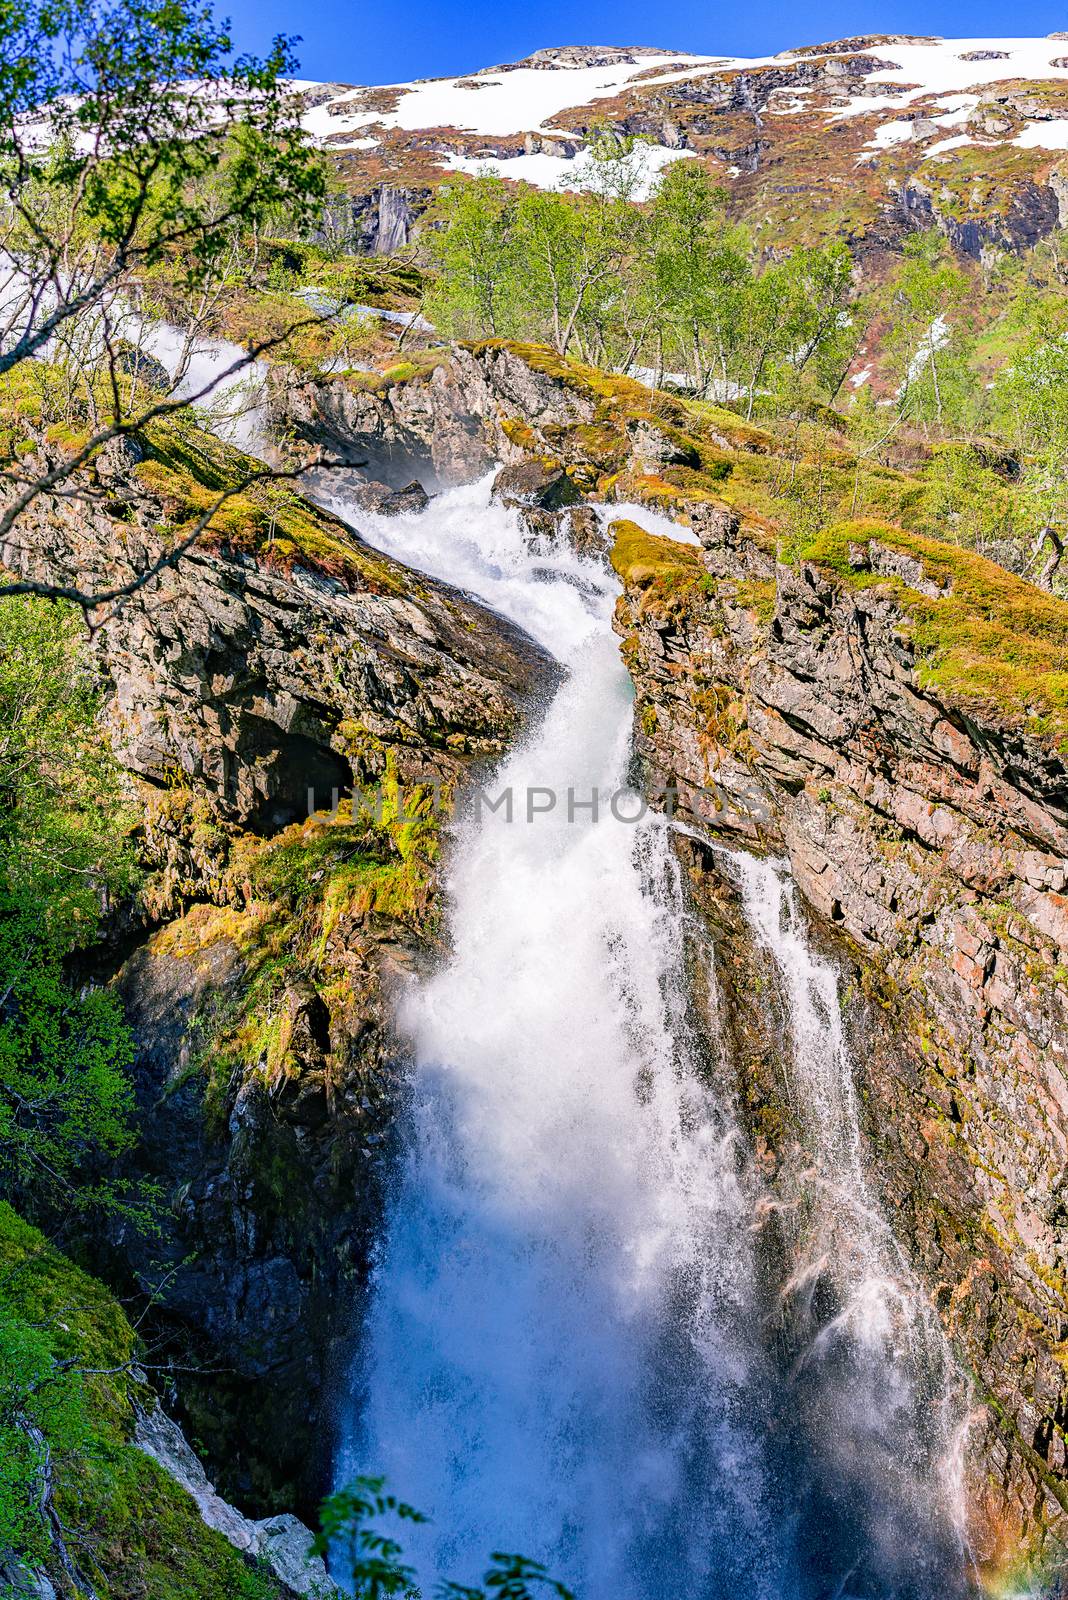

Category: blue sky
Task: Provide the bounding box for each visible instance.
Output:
[222,0,1068,85]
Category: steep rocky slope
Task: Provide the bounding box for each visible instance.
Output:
[1,413,554,1516]
[611,512,1068,1554]
[13,331,1068,1568]
[0,1202,335,1600]
[290,35,1068,258]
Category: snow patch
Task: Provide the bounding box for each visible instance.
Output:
[370,53,714,138]
[829,36,1068,124]
[925,133,975,157]
[441,142,694,198]
[1015,119,1068,149]
[866,100,974,149]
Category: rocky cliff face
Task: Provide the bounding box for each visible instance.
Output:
[17,335,1068,1561]
[5,430,548,843]
[269,340,614,487]
[1,418,555,1514]
[611,509,1068,1557]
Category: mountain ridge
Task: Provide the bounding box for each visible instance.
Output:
[292,34,1068,258]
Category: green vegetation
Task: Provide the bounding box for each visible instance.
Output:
[318,1475,574,1600]
[800,519,1068,746]
[609,518,701,590]
[0,0,330,611]
[177,766,445,1121]
[0,1203,283,1598]
[134,410,409,590]
[0,598,138,1219]
[427,154,857,419]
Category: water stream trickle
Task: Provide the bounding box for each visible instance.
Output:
[725,853,973,1595]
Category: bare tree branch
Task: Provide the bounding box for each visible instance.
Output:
[1,452,354,619]
[0,312,329,542]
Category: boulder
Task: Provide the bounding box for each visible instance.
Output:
[624,416,701,470]
[344,475,431,517]
[491,459,583,510]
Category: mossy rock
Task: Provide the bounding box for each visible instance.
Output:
[609,519,702,599]
[0,1203,284,1599]
[801,518,1068,750]
[134,413,406,593]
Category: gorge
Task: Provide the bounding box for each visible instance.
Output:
[328,474,973,1600]
[9,18,1068,1600]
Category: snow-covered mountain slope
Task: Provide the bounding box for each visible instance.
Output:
[290,36,1068,256]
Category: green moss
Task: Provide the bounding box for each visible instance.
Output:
[609,519,702,590]
[732,577,778,624]
[799,518,1068,748]
[185,759,447,1118]
[0,365,51,460]
[135,413,406,593]
[379,350,447,386]
[500,416,537,452]
[469,341,775,501]
[0,1203,281,1599]
[572,420,630,469]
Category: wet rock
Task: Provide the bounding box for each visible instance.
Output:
[345,183,433,255]
[345,475,430,516]
[492,459,583,510]
[114,341,171,393]
[566,505,608,558]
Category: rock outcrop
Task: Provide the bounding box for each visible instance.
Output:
[133,1401,338,1596]
[4,426,549,844]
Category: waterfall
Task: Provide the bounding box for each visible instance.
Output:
[333,480,782,1598]
[137,317,978,1593]
[726,852,973,1595]
[334,477,975,1598]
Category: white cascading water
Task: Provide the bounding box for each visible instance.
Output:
[138,319,269,453]
[727,852,973,1592]
[332,480,785,1598]
[332,481,975,1598]
[139,326,977,1595]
